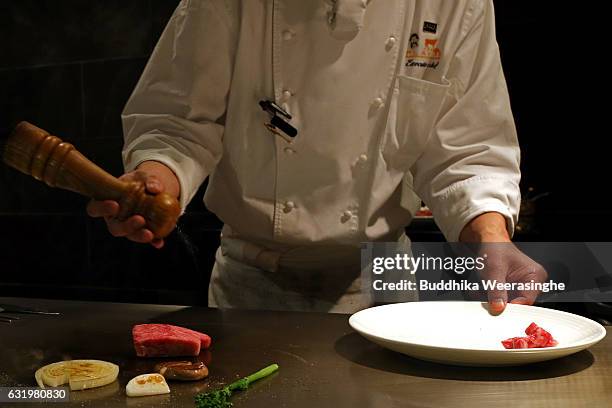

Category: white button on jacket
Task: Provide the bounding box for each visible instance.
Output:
[122,0,521,246]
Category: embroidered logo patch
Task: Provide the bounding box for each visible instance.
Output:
[405,32,441,69]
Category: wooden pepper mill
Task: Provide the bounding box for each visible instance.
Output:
[2,121,180,239]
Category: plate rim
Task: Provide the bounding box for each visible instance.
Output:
[349,301,607,353]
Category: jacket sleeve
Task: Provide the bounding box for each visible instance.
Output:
[121,0,235,210]
[411,0,521,241]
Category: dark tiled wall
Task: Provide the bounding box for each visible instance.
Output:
[0,0,221,305]
[493,2,612,239]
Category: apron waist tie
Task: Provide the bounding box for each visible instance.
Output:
[220,236,282,273]
[220,236,362,274]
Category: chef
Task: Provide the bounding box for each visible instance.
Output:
[87,0,547,313]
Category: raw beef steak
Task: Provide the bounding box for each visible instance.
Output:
[133,324,212,357]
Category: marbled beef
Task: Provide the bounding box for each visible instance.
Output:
[132,324,212,357]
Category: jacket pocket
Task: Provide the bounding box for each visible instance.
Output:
[381,75,451,171]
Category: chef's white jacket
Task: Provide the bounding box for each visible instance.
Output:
[122,0,521,246]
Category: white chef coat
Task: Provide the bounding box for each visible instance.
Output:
[121,0,520,260]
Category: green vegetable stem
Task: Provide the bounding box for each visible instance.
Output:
[195,364,279,408]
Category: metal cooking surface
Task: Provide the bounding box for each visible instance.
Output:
[0,297,610,407]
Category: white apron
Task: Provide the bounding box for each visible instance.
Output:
[208,226,416,313]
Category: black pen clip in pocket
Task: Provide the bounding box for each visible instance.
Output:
[259,99,298,143]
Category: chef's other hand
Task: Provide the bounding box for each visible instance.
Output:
[86,161,180,249]
[459,212,548,315]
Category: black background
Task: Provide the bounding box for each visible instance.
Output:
[0,1,609,305]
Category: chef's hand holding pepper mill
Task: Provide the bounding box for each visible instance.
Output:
[86,161,180,249]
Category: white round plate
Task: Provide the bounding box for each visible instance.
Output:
[349,302,606,366]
